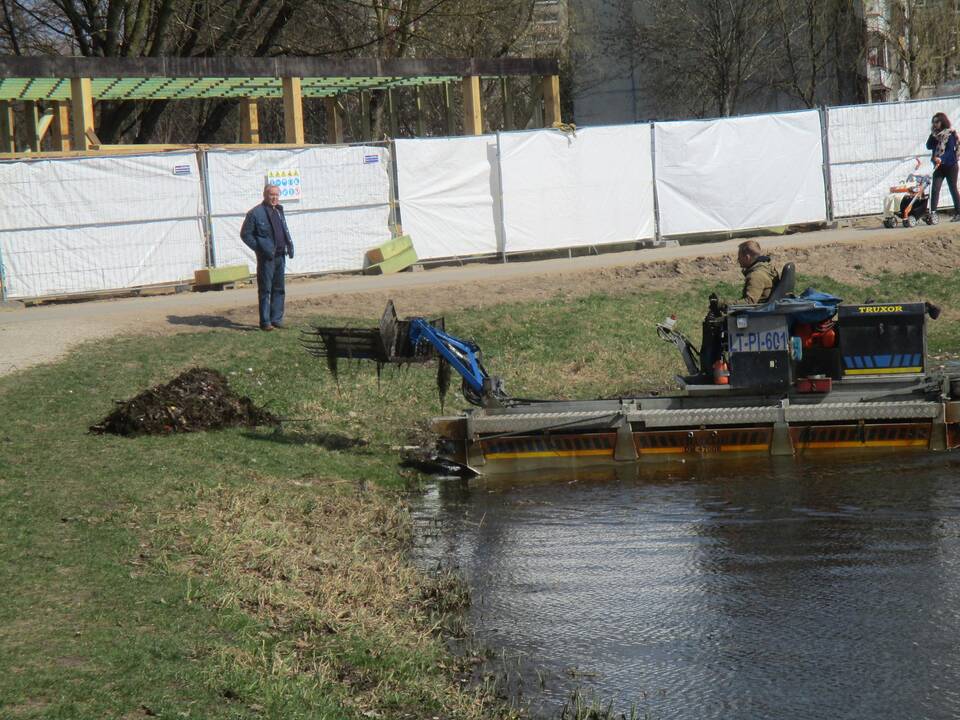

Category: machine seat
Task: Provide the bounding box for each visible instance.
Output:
[767,262,796,303]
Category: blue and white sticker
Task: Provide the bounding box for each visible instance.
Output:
[363,154,380,164]
[172,164,192,176]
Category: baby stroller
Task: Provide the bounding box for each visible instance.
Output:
[882,167,935,228]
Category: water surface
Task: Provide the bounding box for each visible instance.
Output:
[414,454,960,719]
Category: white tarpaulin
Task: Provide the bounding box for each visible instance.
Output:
[498,125,655,252]
[0,152,205,299]
[395,136,500,260]
[827,97,960,217]
[655,111,827,236]
[206,146,392,274]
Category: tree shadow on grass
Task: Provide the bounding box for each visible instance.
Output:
[242,428,371,453]
[166,314,257,332]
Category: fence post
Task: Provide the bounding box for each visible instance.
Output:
[0,237,7,301]
[495,131,508,262]
[387,140,401,234]
[198,148,217,267]
[819,105,835,223]
[650,121,664,245]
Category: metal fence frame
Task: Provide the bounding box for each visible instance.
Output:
[2,93,955,301]
[202,139,395,276]
[822,92,960,218]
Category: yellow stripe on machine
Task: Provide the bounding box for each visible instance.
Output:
[487,439,926,460]
[797,439,929,449]
[485,449,613,460]
[718,443,770,452]
[845,367,922,375]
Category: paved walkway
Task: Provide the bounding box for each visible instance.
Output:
[0,223,938,377]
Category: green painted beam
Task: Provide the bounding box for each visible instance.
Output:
[0,72,504,100]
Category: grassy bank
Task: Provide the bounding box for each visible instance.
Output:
[2,269,959,719]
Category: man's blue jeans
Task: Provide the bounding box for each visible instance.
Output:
[256,254,285,328]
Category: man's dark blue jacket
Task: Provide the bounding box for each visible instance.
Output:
[240,203,295,259]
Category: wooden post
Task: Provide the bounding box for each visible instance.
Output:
[462,75,482,135]
[415,85,425,136]
[27,102,41,152]
[386,88,398,138]
[442,82,455,136]
[500,77,514,131]
[542,74,561,127]
[52,101,71,151]
[533,76,544,127]
[70,77,95,150]
[282,77,305,144]
[239,98,260,144]
[360,91,371,140]
[324,96,343,144]
[0,101,14,152]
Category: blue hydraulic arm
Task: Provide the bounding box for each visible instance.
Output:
[408,319,486,395]
[407,318,507,406]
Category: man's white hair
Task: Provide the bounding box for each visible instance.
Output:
[263,183,280,195]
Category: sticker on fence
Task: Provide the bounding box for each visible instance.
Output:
[266,168,302,201]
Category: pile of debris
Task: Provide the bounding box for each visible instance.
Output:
[91,367,278,437]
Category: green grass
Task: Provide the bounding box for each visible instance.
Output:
[1,269,959,719]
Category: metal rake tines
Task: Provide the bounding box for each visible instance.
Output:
[299,326,387,362]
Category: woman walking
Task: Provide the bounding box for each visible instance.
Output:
[926,112,960,221]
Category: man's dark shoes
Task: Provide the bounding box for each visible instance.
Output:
[272,322,285,330]
[261,324,274,332]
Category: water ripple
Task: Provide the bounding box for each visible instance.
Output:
[415,455,960,719]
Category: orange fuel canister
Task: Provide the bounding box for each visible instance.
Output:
[713,359,730,385]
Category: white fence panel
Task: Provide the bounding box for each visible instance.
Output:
[499,125,655,253]
[206,146,392,274]
[0,151,205,298]
[655,111,827,236]
[395,136,501,260]
[827,98,960,217]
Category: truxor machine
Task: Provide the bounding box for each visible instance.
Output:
[303,271,960,476]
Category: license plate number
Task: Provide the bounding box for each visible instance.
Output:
[730,329,788,353]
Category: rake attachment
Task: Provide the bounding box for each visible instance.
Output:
[301,301,453,406]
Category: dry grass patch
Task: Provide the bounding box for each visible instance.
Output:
[154,480,511,720]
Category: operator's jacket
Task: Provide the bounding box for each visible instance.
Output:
[240,203,295,261]
[741,256,779,304]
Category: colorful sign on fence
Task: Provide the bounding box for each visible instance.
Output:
[265,168,302,201]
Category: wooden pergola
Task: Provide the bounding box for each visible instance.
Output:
[0,56,562,152]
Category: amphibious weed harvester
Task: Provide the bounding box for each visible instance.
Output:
[303,287,960,476]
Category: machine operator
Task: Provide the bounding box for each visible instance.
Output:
[698,241,782,374]
[737,240,780,305]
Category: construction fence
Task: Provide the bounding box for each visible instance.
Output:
[0,95,952,300]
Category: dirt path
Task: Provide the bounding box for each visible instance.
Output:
[3,223,959,377]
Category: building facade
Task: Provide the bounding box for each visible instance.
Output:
[566,0,960,126]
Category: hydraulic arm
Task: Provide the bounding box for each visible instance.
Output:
[302,301,508,408]
[406,319,508,406]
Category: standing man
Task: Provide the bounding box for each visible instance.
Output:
[241,184,295,331]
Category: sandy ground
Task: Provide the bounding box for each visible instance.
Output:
[3,222,960,377]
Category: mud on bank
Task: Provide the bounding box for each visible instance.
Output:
[263,230,960,323]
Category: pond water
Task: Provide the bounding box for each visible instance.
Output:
[413,453,960,719]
